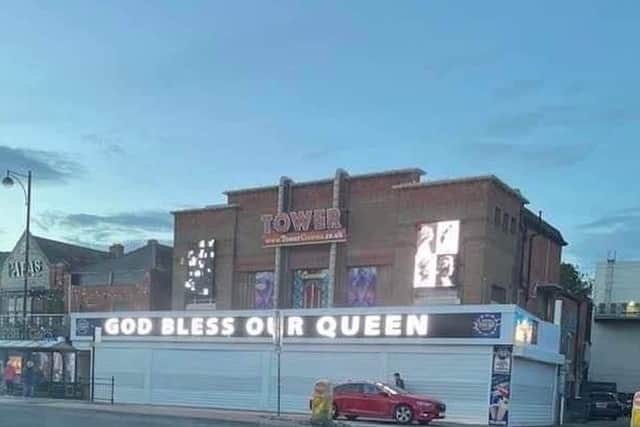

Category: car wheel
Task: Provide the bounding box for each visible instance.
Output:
[394,404,414,425]
[332,403,339,419]
[346,415,358,421]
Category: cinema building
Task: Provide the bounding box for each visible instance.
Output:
[170,168,566,317]
[70,168,577,426]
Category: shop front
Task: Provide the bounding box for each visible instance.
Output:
[71,304,563,426]
[0,339,88,398]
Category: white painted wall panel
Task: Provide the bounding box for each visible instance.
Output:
[590,322,640,393]
[510,358,555,426]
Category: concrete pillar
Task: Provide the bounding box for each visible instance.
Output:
[327,169,347,307]
[273,177,292,309]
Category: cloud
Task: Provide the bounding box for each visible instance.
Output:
[462,142,593,168]
[494,79,544,100]
[35,210,173,247]
[569,207,640,266]
[82,133,125,157]
[59,211,172,231]
[0,145,85,183]
[485,104,639,138]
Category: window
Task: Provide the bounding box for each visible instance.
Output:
[502,212,509,232]
[363,383,380,394]
[336,383,362,394]
[494,207,502,226]
[491,285,506,304]
[185,238,216,304]
[510,217,517,234]
[347,266,377,306]
[292,269,329,308]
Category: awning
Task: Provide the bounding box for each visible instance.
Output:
[0,339,76,351]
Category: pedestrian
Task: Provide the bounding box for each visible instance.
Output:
[4,361,16,395]
[393,372,405,390]
[23,360,35,398]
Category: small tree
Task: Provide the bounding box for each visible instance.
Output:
[559,263,592,297]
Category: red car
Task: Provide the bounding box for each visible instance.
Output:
[331,381,446,425]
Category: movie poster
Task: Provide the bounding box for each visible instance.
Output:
[292,269,329,308]
[413,220,460,288]
[489,345,513,426]
[347,267,377,307]
[254,271,275,309]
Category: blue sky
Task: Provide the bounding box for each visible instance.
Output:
[0,0,638,271]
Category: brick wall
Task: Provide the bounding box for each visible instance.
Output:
[172,172,563,311]
[172,206,240,310]
[70,277,151,312]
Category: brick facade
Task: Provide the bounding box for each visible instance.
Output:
[70,241,173,312]
[172,169,566,313]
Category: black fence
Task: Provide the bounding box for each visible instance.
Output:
[91,376,115,404]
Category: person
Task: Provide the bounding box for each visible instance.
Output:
[435,255,455,287]
[414,224,436,287]
[394,372,405,390]
[4,361,16,395]
[23,360,35,398]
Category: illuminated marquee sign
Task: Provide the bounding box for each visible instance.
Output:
[74,312,501,340]
[514,312,538,344]
[260,208,347,247]
[414,220,460,288]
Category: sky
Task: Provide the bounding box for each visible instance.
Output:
[0,0,639,272]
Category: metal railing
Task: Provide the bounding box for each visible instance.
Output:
[594,302,640,320]
[0,314,69,340]
[90,376,115,404]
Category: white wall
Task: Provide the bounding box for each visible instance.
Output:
[280,344,492,424]
[510,358,556,426]
[94,342,273,410]
[590,322,640,393]
[93,341,493,424]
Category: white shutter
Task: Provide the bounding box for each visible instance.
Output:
[149,348,269,410]
[387,346,491,424]
[278,345,491,425]
[510,358,555,426]
[94,347,150,404]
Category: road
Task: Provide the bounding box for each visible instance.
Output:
[0,402,247,427]
[0,400,632,427]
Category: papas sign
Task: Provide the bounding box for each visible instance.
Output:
[261,208,347,247]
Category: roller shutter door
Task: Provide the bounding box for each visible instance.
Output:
[510,358,556,426]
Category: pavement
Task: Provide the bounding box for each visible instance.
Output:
[0,396,631,427]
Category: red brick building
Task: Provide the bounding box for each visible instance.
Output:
[171,168,566,318]
[70,240,172,312]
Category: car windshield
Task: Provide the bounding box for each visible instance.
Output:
[376,383,406,395]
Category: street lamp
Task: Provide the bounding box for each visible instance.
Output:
[3,170,32,337]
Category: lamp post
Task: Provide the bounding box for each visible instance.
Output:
[2,170,32,337]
